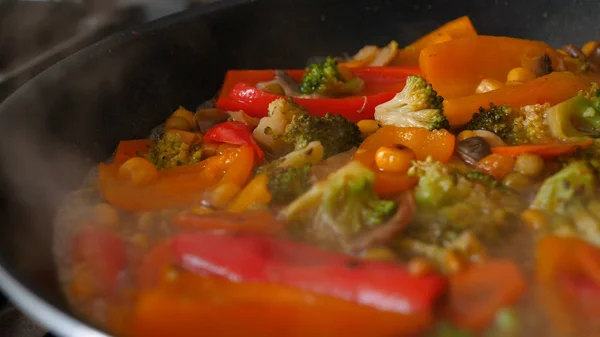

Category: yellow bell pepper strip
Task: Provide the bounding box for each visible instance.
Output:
[354,126,455,195]
[98,145,255,212]
[444,71,592,126]
[419,35,560,99]
[393,16,478,67]
[112,139,155,166]
[130,270,434,337]
[226,174,272,212]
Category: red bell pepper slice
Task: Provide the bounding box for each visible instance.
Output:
[70,226,127,298]
[215,67,421,122]
[164,232,446,315]
[203,121,264,161]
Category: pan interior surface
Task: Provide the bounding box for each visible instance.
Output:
[0,0,598,335]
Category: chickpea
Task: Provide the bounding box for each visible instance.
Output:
[514,153,544,177]
[118,157,158,187]
[502,172,532,192]
[375,146,416,174]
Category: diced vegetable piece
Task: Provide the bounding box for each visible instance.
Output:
[477,153,515,179]
[444,72,592,126]
[419,35,559,99]
[535,235,600,283]
[113,139,155,166]
[130,271,433,337]
[445,260,527,332]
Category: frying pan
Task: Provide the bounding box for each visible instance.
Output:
[0,0,597,336]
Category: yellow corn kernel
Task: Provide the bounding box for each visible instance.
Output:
[190,205,215,215]
[362,247,397,261]
[521,209,547,231]
[211,183,242,209]
[91,203,119,228]
[457,130,476,142]
[408,257,434,276]
[507,67,536,83]
[582,41,598,58]
[118,157,158,187]
[171,106,195,127]
[375,146,416,174]
[357,119,380,136]
[475,78,504,94]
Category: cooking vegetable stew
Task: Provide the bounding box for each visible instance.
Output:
[54,16,600,337]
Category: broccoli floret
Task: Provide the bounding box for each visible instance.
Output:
[265,163,312,204]
[531,161,595,214]
[280,161,397,249]
[300,57,364,96]
[282,110,362,159]
[254,97,361,159]
[557,138,600,173]
[374,75,449,130]
[463,103,553,144]
[546,85,600,140]
[463,103,520,140]
[528,161,600,245]
[145,132,202,169]
[406,157,523,245]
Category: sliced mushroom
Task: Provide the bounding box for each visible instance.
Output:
[194,108,229,133]
[348,190,416,252]
[472,130,507,147]
[456,136,492,166]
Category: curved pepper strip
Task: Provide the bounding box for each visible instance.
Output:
[444,71,593,126]
[353,126,455,195]
[419,35,561,99]
[98,145,255,211]
[130,271,433,337]
[168,233,447,315]
[215,67,421,122]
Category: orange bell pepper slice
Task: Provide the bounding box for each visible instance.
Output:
[98,145,255,211]
[476,153,515,179]
[393,16,477,67]
[130,271,433,337]
[536,235,600,284]
[113,139,155,166]
[445,260,527,332]
[419,35,560,99]
[354,126,455,195]
[444,71,592,126]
